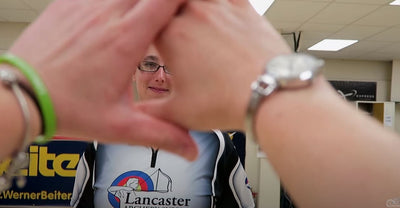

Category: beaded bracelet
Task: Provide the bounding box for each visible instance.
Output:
[0,53,56,144]
[0,69,31,191]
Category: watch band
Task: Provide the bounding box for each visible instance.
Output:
[246,73,277,142]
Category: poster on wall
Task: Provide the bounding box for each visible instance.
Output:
[329,80,377,101]
[0,139,87,206]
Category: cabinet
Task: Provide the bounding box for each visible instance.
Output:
[355,101,395,129]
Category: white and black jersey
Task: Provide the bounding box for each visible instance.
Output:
[70,130,255,208]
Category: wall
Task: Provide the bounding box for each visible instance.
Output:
[323,59,392,101]
[391,60,400,134]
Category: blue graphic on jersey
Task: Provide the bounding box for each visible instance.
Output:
[108,170,154,207]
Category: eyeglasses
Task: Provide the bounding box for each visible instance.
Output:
[138,61,172,74]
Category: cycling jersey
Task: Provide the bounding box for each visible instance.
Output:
[70,130,255,208]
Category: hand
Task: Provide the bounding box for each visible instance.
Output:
[140,0,292,130]
[9,0,197,160]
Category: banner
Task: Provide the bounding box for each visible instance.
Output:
[329,80,376,101]
[0,140,87,206]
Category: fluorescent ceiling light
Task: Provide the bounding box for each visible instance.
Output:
[249,0,275,16]
[308,39,358,51]
[390,0,400,5]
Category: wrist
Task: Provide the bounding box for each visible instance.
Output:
[0,64,41,157]
[254,76,331,144]
[0,54,56,143]
[245,54,324,141]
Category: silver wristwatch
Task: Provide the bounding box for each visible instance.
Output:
[246,53,324,142]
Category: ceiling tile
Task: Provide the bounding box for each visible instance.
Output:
[266,1,329,23]
[0,9,38,22]
[375,42,400,54]
[300,23,344,32]
[308,3,379,24]
[339,40,392,53]
[22,0,53,12]
[297,30,332,41]
[269,21,301,33]
[340,41,396,61]
[367,28,400,42]
[298,40,322,50]
[331,25,387,40]
[0,0,30,9]
[355,6,400,27]
[309,50,361,60]
[334,0,391,4]
[300,39,394,60]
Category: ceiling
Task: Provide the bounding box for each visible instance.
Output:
[0,0,399,61]
[267,0,400,61]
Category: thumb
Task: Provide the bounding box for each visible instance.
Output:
[110,110,198,161]
[136,98,180,126]
[137,96,216,131]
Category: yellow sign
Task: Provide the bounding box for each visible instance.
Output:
[0,145,80,177]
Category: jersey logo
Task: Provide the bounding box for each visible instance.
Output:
[107,169,173,207]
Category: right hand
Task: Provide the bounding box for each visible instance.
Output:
[140,0,292,130]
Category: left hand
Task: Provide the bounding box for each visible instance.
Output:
[8,0,197,160]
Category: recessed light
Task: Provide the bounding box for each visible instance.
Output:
[390,0,400,6]
[249,0,275,16]
[308,39,358,51]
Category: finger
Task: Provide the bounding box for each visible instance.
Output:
[136,97,209,130]
[204,0,248,6]
[109,0,187,74]
[102,0,139,17]
[229,0,251,6]
[136,98,179,128]
[123,0,186,37]
[107,111,198,161]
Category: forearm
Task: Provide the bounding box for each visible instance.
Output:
[0,64,41,160]
[255,76,400,208]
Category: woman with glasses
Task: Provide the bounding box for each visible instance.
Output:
[70,46,255,208]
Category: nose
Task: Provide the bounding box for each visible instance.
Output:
[154,66,167,83]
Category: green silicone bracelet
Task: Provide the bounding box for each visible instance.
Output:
[0,53,56,144]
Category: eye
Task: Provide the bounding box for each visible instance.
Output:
[143,61,158,68]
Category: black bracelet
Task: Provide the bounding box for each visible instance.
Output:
[18,81,44,135]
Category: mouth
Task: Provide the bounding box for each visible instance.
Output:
[148,86,169,93]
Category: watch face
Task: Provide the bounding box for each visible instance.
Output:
[267,54,323,88]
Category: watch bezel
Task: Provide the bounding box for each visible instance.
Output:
[267,53,324,88]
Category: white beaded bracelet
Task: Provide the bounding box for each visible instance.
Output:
[0,68,31,191]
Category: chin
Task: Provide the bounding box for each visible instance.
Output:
[147,93,169,100]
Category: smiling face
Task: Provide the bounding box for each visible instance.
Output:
[133,46,173,101]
